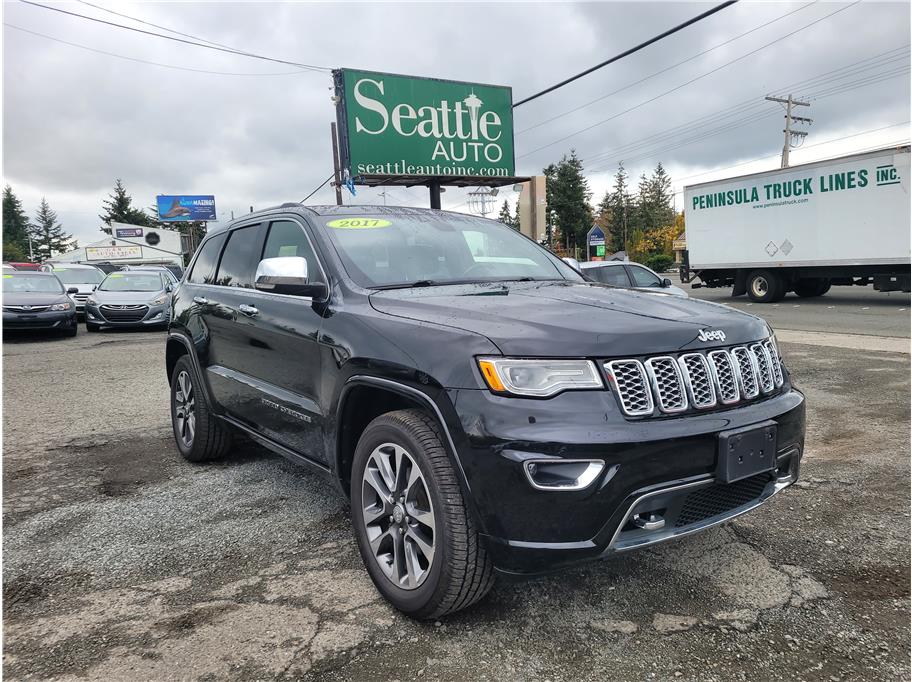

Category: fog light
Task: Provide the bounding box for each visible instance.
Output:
[523,459,604,491]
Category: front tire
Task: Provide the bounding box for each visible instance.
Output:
[747,269,785,303]
[351,409,494,619]
[85,321,100,332]
[170,355,232,462]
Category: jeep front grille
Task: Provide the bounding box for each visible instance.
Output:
[605,341,784,418]
[605,360,654,417]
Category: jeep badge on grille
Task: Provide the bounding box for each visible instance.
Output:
[697,329,726,342]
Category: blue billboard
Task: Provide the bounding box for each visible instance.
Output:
[156,195,217,222]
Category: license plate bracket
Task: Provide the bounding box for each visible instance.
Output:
[717,421,777,483]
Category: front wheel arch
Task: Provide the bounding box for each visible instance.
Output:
[335,377,485,535]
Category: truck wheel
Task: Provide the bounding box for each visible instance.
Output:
[170,355,232,462]
[747,270,785,303]
[794,278,830,297]
[351,409,494,619]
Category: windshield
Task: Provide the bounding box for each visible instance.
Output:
[51,268,105,285]
[99,273,165,292]
[320,213,583,288]
[3,274,64,293]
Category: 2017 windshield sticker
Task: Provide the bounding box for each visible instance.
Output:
[109,274,124,278]
[327,218,391,229]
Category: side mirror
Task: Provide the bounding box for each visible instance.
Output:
[562,257,581,271]
[165,283,174,292]
[662,278,672,288]
[66,287,79,295]
[255,257,326,298]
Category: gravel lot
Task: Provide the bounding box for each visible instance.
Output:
[3,319,909,681]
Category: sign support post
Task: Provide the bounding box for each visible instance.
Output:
[429,182,442,210]
[330,122,343,206]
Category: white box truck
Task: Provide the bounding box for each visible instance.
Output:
[681,146,911,302]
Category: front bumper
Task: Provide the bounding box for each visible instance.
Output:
[448,386,805,574]
[3,310,77,331]
[86,303,169,328]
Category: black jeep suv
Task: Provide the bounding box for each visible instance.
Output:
[166,205,805,619]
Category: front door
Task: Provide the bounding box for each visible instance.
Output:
[215,218,329,462]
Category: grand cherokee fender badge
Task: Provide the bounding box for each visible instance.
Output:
[697,329,726,342]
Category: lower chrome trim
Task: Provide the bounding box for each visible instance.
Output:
[606,446,800,553]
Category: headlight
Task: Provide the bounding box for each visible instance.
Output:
[150,294,168,305]
[49,301,73,311]
[477,357,603,397]
[86,296,97,306]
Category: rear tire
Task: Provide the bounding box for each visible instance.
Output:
[170,355,232,462]
[794,278,830,298]
[351,409,494,619]
[747,269,785,303]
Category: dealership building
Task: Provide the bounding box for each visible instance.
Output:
[53,222,188,267]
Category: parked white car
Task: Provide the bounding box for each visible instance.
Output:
[579,260,688,297]
[38,263,106,313]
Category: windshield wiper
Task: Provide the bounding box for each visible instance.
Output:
[371,280,438,290]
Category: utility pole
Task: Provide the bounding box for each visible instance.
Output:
[765,94,812,168]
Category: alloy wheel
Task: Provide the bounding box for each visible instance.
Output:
[174,370,196,448]
[361,443,436,590]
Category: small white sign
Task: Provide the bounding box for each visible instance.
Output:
[86,245,142,260]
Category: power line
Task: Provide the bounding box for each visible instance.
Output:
[583,46,909,167]
[586,65,910,175]
[3,23,307,76]
[517,0,861,161]
[17,0,331,73]
[516,1,816,136]
[512,1,738,109]
[74,0,240,51]
[301,175,335,204]
[669,122,910,189]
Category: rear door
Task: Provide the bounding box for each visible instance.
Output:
[201,223,267,419]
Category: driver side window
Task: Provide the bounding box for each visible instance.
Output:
[629,265,661,287]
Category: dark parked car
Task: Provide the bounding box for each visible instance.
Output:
[85,271,174,331]
[3,271,78,336]
[166,206,805,619]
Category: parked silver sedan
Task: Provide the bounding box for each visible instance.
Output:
[579,260,688,297]
[84,271,174,332]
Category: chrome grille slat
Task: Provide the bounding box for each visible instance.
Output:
[730,347,760,399]
[606,360,654,416]
[750,343,775,394]
[678,353,717,409]
[645,356,688,413]
[708,350,740,404]
[608,341,783,418]
[764,340,784,387]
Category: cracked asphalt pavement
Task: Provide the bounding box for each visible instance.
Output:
[2,319,909,681]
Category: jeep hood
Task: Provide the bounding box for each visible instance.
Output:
[369,281,769,357]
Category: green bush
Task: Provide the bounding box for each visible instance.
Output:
[641,254,675,273]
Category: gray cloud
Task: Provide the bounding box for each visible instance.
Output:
[3,1,909,245]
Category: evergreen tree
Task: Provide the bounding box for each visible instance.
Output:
[543,150,592,254]
[2,185,32,261]
[99,179,152,233]
[636,162,675,232]
[606,162,630,252]
[496,200,517,229]
[29,198,75,261]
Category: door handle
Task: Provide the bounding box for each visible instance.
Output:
[238,304,259,316]
[193,296,210,305]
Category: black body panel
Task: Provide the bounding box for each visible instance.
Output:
[167,205,806,574]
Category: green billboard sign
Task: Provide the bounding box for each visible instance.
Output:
[333,69,515,182]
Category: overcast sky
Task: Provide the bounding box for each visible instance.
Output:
[3,0,910,247]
